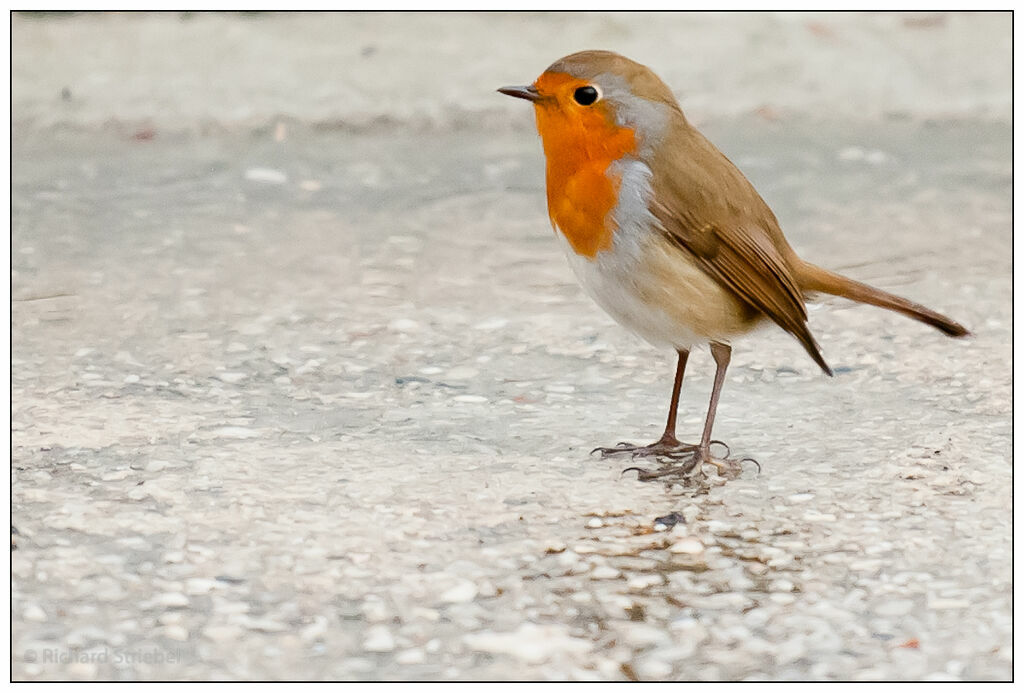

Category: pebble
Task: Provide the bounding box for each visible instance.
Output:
[463,623,592,664]
[364,625,396,652]
[803,511,837,522]
[185,578,219,595]
[164,625,189,641]
[244,167,288,184]
[22,604,46,622]
[473,317,508,330]
[586,518,604,529]
[156,592,189,608]
[620,623,668,648]
[627,574,662,591]
[216,371,247,384]
[440,579,478,604]
[591,565,621,580]
[634,656,673,679]
[770,579,795,593]
[668,537,705,554]
[396,648,425,664]
[69,661,98,679]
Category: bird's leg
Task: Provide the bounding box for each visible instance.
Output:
[593,349,699,459]
[689,342,744,476]
[622,342,757,481]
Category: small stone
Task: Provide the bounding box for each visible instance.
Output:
[627,574,662,591]
[770,579,795,593]
[156,592,190,608]
[244,167,288,184]
[453,395,487,403]
[185,578,219,595]
[396,648,426,664]
[69,661,98,678]
[473,317,508,330]
[621,623,668,648]
[364,625,395,652]
[634,656,673,679]
[668,537,705,554]
[591,565,621,580]
[440,579,478,604]
[586,518,604,529]
[164,625,189,641]
[216,371,247,384]
[803,511,837,522]
[463,623,591,664]
[23,603,46,622]
[927,597,970,610]
[412,607,440,622]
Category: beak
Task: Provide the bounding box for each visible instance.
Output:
[498,85,541,102]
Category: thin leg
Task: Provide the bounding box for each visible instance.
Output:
[592,349,696,459]
[692,342,738,473]
[700,343,731,449]
[657,349,689,446]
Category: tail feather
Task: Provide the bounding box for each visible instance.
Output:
[794,261,970,337]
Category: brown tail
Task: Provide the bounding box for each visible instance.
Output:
[794,261,970,337]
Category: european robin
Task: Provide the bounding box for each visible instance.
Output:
[499,50,968,475]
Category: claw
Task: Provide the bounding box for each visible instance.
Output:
[739,456,762,475]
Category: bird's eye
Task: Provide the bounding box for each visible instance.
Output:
[573,85,600,106]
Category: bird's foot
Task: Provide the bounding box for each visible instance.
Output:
[591,434,698,461]
[622,441,759,483]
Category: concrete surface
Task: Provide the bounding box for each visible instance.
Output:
[11,12,1011,682]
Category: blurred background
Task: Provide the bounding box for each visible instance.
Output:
[12,11,1010,132]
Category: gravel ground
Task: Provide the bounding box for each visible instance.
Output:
[11,12,1011,682]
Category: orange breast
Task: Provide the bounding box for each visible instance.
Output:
[532,74,638,259]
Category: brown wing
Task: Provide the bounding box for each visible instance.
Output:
[649,124,832,375]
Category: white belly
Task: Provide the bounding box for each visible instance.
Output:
[555,158,755,351]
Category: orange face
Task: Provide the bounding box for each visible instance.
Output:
[531,72,638,259]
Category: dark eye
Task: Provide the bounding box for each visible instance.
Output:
[573,85,600,106]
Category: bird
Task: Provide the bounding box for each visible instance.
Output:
[498,50,969,475]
